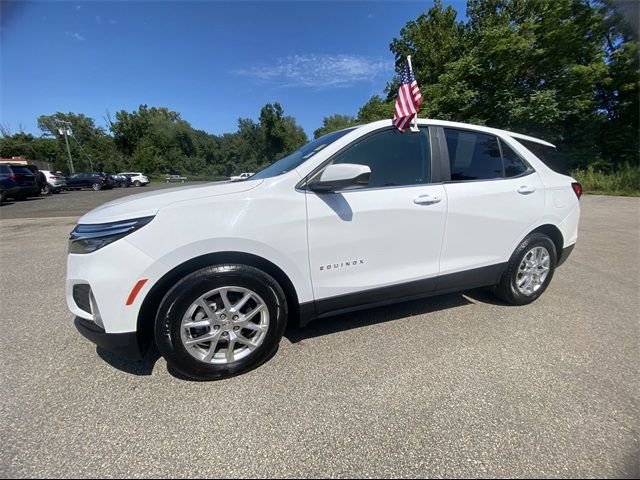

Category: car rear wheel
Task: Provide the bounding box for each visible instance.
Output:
[0,186,6,203]
[41,184,53,195]
[134,180,141,187]
[494,233,557,305]
[155,264,288,380]
[91,182,102,191]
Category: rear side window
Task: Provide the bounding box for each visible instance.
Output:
[0,165,10,173]
[445,129,502,181]
[499,140,532,177]
[332,128,431,188]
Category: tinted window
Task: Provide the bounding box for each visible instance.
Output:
[11,166,33,175]
[519,139,566,174]
[500,140,531,177]
[445,129,502,181]
[332,128,430,188]
[0,165,10,173]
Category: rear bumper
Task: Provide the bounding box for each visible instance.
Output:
[557,244,575,267]
[74,317,144,359]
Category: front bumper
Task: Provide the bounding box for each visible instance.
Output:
[66,237,169,335]
[74,317,144,359]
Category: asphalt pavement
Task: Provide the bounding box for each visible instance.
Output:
[0,189,638,478]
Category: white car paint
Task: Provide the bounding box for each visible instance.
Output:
[67,118,580,339]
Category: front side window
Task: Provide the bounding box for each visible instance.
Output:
[445,129,502,181]
[331,128,431,188]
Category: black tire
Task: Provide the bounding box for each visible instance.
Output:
[41,184,53,195]
[91,182,102,191]
[0,187,6,203]
[134,180,141,187]
[494,233,557,305]
[155,264,288,380]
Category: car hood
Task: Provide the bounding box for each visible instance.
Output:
[78,180,264,224]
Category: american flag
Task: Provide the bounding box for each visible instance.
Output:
[393,61,423,131]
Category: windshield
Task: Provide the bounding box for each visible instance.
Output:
[251,128,356,180]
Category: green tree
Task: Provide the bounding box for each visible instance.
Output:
[313,114,357,138]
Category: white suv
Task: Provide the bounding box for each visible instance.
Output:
[67,119,581,380]
[117,172,149,187]
[229,172,255,182]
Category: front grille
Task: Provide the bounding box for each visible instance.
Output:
[72,284,92,314]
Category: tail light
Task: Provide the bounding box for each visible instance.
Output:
[8,173,23,180]
[571,182,583,199]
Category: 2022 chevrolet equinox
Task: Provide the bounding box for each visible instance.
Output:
[66,119,581,380]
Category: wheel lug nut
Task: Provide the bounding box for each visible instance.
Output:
[233,315,239,320]
[213,325,220,330]
[222,332,228,336]
[220,314,226,320]
[233,326,239,331]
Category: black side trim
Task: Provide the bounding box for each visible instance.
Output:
[557,244,575,267]
[74,317,143,360]
[435,263,505,291]
[307,262,508,322]
[315,276,438,319]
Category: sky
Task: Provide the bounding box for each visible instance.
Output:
[1,0,467,138]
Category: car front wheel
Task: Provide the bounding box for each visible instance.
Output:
[134,180,141,187]
[155,264,288,380]
[494,233,557,305]
[91,183,102,191]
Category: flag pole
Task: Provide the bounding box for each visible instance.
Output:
[407,55,419,132]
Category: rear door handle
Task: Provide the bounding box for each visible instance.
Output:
[517,185,536,195]
[414,194,442,205]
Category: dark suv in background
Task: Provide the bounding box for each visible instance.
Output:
[66,172,115,191]
[0,164,40,201]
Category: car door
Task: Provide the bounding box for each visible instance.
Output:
[437,127,545,280]
[305,127,448,315]
[66,173,80,188]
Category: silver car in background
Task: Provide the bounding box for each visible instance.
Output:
[40,170,67,194]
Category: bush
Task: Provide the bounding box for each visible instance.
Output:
[571,163,640,197]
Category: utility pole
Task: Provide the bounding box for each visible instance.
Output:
[55,119,75,174]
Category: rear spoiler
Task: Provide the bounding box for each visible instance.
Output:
[507,131,556,149]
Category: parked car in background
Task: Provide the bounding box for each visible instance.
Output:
[111,174,131,188]
[118,172,149,187]
[40,170,67,194]
[66,172,114,191]
[229,172,255,182]
[165,174,187,183]
[0,163,40,200]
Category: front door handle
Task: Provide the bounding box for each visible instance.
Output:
[517,185,536,195]
[414,194,442,205]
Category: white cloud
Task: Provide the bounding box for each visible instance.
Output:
[65,31,85,41]
[234,54,390,88]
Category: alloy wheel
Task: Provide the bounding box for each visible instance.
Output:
[516,246,551,296]
[180,286,269,364]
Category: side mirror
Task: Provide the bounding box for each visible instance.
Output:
[308,164,371,193]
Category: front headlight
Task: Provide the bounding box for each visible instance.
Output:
[69,216,154,254]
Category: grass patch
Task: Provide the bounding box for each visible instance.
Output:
[571,163,640,197]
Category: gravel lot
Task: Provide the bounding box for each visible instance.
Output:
[0,188,638,478]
